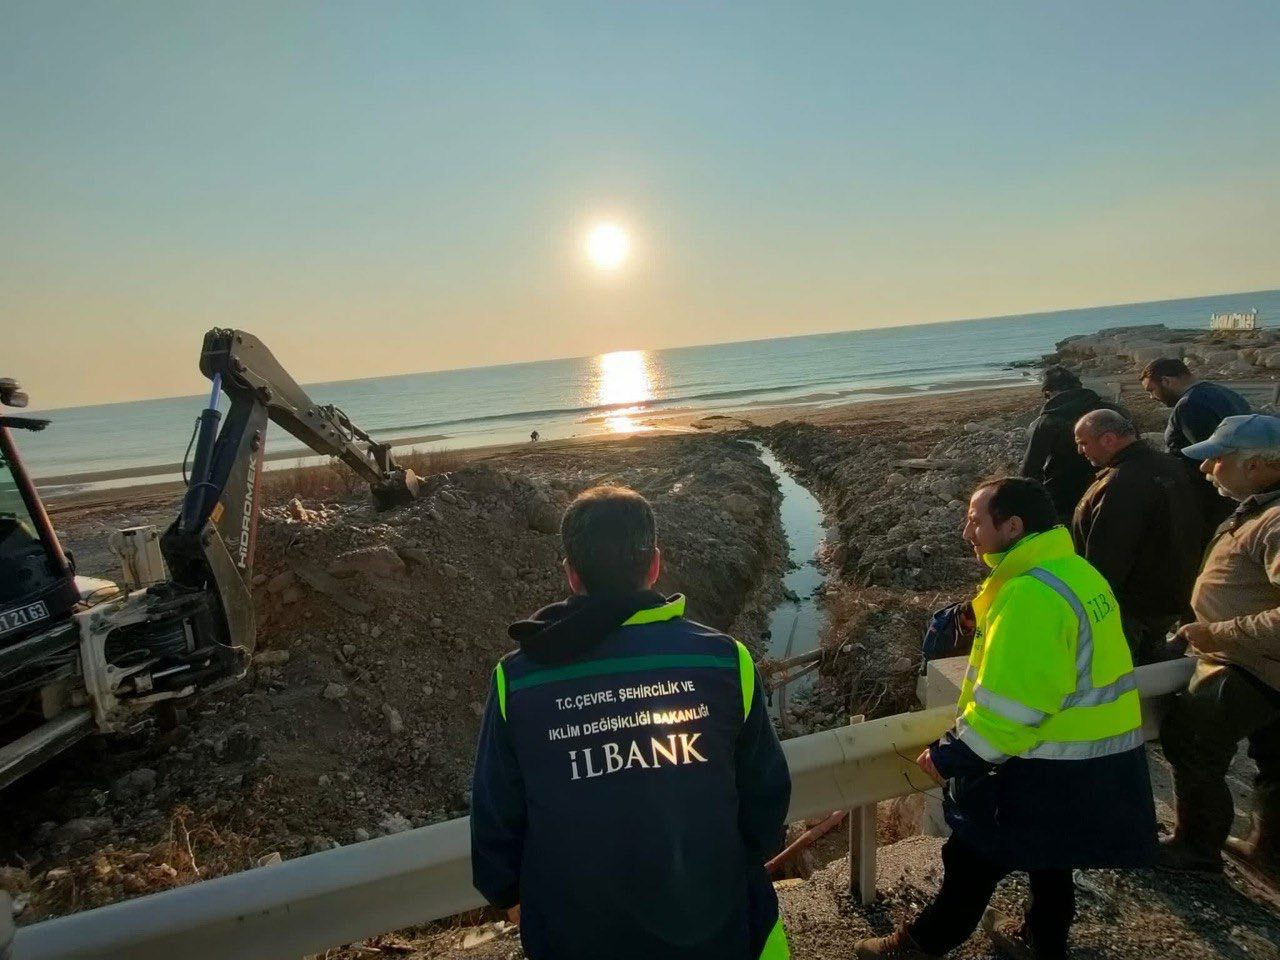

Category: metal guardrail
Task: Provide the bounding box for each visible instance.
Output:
[10,657,1196,960]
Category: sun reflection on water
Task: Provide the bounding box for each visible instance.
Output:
[595,351,656,433]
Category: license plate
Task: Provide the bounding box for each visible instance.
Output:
[0,600,50,637]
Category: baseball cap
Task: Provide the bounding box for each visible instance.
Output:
[1182,414,1280,460]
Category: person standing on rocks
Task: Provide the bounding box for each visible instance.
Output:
[470,485,792,960]
[1157,415,1280,876]
[1020,366,1117,522]
[855,477,1155,960]
[1070,409,1203,665]
[1140,357,1250,536]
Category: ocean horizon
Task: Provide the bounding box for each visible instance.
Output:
[18,287,1280,492]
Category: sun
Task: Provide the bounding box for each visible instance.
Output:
[585,222,630,270]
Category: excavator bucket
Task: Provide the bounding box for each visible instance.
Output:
[372,468,420,510]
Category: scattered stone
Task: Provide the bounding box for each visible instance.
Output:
[323,683,349,700]
[52,817,112,846]
[326,545,407,580]
[382,703,405,735]
[341,643,357,658]
[257,852,283,868]
[266,570,296,594]
[354,827,371,842]
[255,649,291,666]
[111,768,157,800]
[378,812,413,835]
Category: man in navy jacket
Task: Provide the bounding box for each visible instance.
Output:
[470,485,792,960]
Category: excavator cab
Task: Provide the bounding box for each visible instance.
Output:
[0,381,79,650]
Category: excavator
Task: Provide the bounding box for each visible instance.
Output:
[0,329,418,789]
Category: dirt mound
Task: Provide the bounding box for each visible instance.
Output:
[1,434,784,923]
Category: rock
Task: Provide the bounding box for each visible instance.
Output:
[288,498,314,522]
[251,573,268,587]
[266,570,296,594]
[378,812,413,835]
[256,852,283,868]
[255,649,291,666]
[341,643,357,658]
[890,656,915,674]
[112,768,157,800]
[722,493,757,521]
[326,545,407,580]
[215,723,259,761]
[53,817,112,845]
[354,827,371,842]
[322,682,349,700]
[525,493,562,534]
[884,472,907,489]
[442,563,459,578]
[382,703,405,735]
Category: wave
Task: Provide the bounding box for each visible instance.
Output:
[371,361,1005,436]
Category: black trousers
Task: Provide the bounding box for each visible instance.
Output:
[908,836,1075,957]
[1161,662,1280,855]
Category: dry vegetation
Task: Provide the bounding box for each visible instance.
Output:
[261,447,467,503]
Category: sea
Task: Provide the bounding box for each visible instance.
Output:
[17,288,1280,493]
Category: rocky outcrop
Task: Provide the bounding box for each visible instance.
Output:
[1051,323,1280,383]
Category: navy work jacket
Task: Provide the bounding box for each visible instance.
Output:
[470,590,791,960]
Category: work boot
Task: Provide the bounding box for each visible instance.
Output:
[1155,836,1223,873]
[852,927,939,959]
[981,908,1066,960]
[1225,788,1280,879]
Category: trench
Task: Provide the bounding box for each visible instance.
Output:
[751,443,830,717]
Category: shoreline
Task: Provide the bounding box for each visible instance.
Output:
[37,373,1034,505]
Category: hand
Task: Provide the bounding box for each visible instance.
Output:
[505,905,521,927]
[916,748,944,786]
[1172,621,1211,654]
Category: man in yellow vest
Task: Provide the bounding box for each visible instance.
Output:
[855,478,1156,960]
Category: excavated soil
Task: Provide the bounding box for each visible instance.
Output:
[1,433,784,922]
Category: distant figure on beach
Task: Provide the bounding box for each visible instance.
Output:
[1140,357,1250,536]
[1071,409,1202,664]
[1158,414,1280,876]
[855,477,1155,960]
[1019,366,1117,522]
[470,486,791,960]
[529,430,539,442]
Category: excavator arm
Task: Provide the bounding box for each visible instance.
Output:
[159,328,419,666]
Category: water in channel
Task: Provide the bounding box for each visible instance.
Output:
[751,444,829,704]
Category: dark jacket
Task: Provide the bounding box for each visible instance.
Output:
[1021,387,1116,520]
[1166,381,1251,535]
[1071,441,1203,620]
[470,590,790,960]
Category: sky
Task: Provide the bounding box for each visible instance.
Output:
[4,1,1279,409]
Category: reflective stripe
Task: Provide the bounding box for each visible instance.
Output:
[957,719,1011,763]
[974,684,1049,726]
[621,595,687,626]
[758,916,790,959]
[734,640,755,719]
[1024,567,1093,691]
[494,662,508,721]
[1061,671,1137,709]
[1024,727,1144,760]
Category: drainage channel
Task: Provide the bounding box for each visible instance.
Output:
[751,443,830,720]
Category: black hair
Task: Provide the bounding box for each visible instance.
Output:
[1140,357,1191,380]
[1041,365,1081,393]
[974,477,1057,534]
[560,486,657,592]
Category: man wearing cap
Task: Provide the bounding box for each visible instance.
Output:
[1021,366,1120,522]
[1159,414,1280,875]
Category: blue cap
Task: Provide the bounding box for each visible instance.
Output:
[1182,414,1280,460]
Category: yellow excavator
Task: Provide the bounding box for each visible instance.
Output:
[0,329,418,788]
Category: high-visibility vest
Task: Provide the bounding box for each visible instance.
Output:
[955,527,1144,763]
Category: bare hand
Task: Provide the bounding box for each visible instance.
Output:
[916,748,944,786]
[506,905,521,927]
[1172,621,1211,653]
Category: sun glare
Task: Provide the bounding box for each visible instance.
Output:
[585,222,630,270]
[595,350,654,433]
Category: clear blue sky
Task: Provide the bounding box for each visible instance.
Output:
[4,1,1279,407]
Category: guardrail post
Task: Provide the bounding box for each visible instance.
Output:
[845,715,877,905]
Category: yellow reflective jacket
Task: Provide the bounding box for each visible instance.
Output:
[954,527,1143,763]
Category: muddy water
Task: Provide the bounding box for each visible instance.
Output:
[753,443,828,671]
